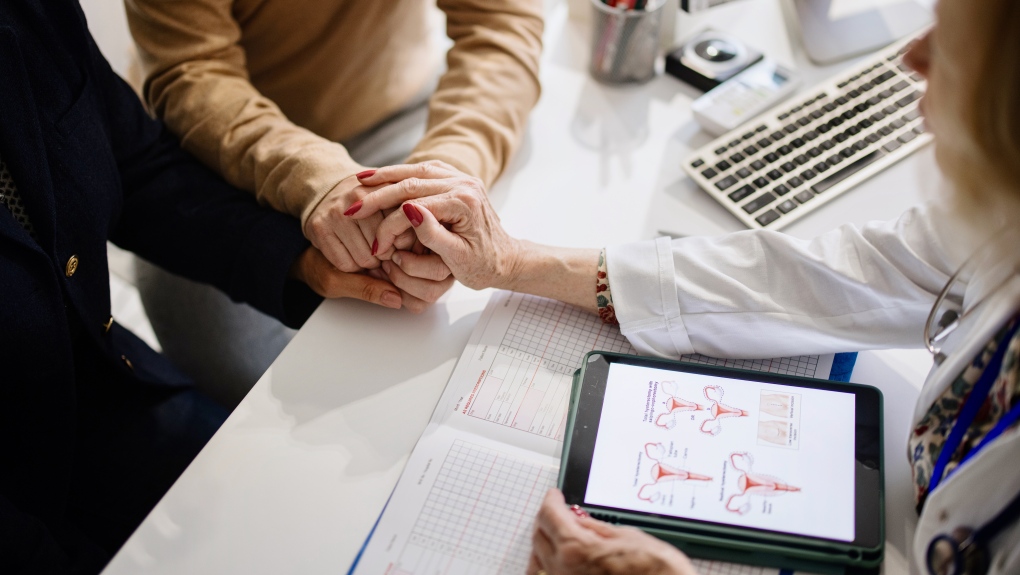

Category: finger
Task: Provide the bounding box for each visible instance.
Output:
[392,229,417,252]
[317,236,361,273]
[353,212,385,266]
[307,256,402,309]
[391,251,452,281]
[382,261,454,306]
[347,178,456,220]
[394,201,467,258]
[341,224,378,270]
[577,516,618,538]
[536,489,583,543]
[355,160,462,187]
[531,526,556,571]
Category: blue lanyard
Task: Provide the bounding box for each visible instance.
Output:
[928,320,1020,495]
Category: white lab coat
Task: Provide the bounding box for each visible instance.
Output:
[606,203,1020,574]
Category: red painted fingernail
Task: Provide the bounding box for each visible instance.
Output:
[371,239,378,255]
[403,203,423,227]
[343,200,363,216]
[570,505,589,518]
[356,169,376,179]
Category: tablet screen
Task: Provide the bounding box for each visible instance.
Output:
[584,362,857,542]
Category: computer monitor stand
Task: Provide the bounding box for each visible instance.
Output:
[794,0,933,65]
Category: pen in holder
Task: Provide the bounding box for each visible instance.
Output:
[589,0,667,84]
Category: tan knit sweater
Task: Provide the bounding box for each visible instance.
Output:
[124,0,544,225]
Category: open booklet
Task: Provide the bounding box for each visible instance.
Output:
[350,292,855,575]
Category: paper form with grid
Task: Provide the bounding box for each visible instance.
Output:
[350,292,836,575]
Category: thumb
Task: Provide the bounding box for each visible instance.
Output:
[401,201,462,257]
[330,272,404,309]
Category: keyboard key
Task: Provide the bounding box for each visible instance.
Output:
[757,138,773,149]
[884,104,899,115]
[820,140,835,150]
[834,133,849,143]
[837,81,848,89]
[847,125,861,136]
[773,184,790,196]
[715,175,738,190]
[840,147,857,158]
[714,146,728,155]
[755,124,768,132]
[871,111,886,122]
[855,103,871,114]
[716,159,732,171]
[913,124,926,135]
[898,131,918,144]
[866,133,881,144]
[890,119,906,129]
[691,159,705,168]
[701,167,718,179]
[787,176,804,188]
[842,110,858,120]
[814,161,830,173]
[891,80,909,92]
[742,131,756,140]
[823,103,837,113]
[743,192,777,214]
[794,154,809,165]
[904,108,922,122]
[781,162,797,173]
[743,145,759,156]
[791,138,806,148]
[878,89,894,100]
[848,89,861,99]
[778,145,793,156]
[810,110,824,120]
[776,199,798,214]
[794,190,814,203]
[730,153,746,163]
[874,70,896,84]
[883,140,902,153]
[817,124,832,134]
[854,140,870,151]
[801,169,817,180]
[728,184,756,202]
[859,82,874,92]
[830,117,845,127]
[791,105,803,113]
[797,117,812,127]
[778,112,790,121]
[771,131,786,141]
[896,91,922,108]
[858,118,873,129]
[750,160,766,170]
[764,152,779,163]
[804,130,819,141]
[879,126,893,136]
[867,96,882,106]
[736,167,752,178]
[828,154,844,166]
[784,124,799,134]
[729,139,742,147]
[810,150,883,194]
[835,96,849,106]
[755,210,781,227]
[753,176,771,189]
[767,169,784,180]
[807,147,822,157]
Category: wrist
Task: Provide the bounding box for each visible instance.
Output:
[495,238,533,292]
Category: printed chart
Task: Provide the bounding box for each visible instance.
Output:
[463,295,632,439]
[386,441,557,575]
[461,295,828,440]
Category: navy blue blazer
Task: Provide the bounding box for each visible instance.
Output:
[0,0,322,570]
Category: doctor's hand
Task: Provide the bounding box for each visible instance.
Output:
[345,161,523,291]
[528,490,698,575]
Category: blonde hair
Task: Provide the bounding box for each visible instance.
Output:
[949,0,1020,222]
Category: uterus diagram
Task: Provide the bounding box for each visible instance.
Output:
[725,452,800,515]
[654,381,749,436]
[637,443,713,503]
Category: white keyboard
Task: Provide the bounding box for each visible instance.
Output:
[683,34,932,230]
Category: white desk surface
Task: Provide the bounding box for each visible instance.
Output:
[103,1,938,573]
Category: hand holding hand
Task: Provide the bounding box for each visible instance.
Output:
[304,172,385,272]
[347,160,523,291]
[528,490,698,575]
[289,247,403,309]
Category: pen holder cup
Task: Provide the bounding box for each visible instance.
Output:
[589,0,666,84]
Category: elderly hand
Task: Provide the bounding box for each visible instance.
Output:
[346,160,524,291]
[529,490,698,575]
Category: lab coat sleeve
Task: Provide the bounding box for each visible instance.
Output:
[606,204,961,359]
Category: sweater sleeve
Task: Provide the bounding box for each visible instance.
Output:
[405,0,544,186]
[605,204,965,359]
[124,0,365,227]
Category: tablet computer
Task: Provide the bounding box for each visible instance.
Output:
[559,352,883,572]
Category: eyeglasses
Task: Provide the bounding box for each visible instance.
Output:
[926,528,989,575]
